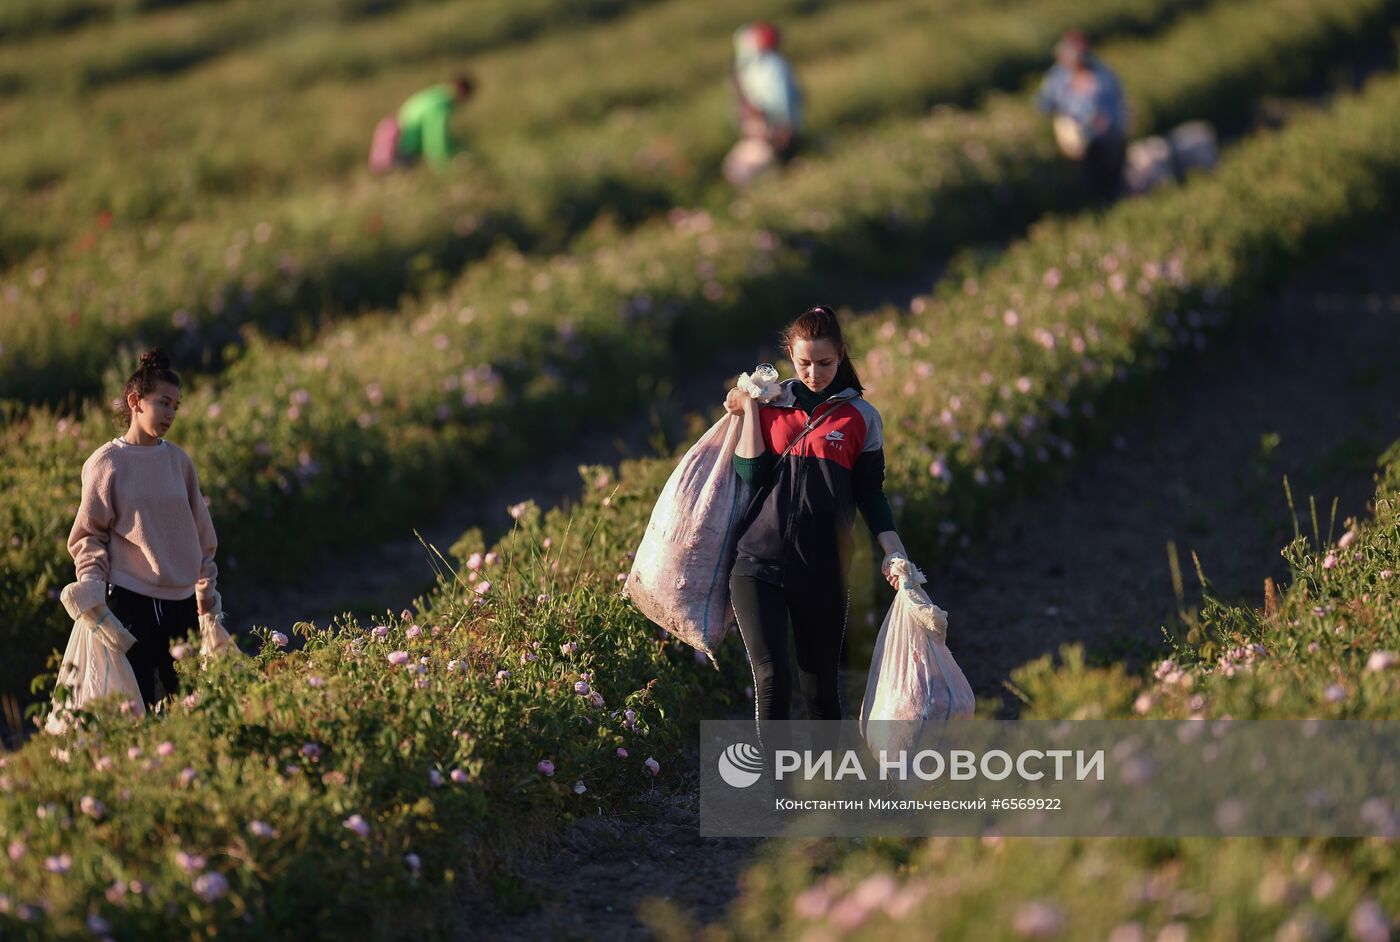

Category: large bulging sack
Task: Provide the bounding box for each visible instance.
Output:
[723,137,778,187]
[860,557,974,761]
[1168,120,1218,174]
[368,115,402,175]
[626,414,753,666]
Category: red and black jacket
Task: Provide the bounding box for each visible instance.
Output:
[731,379,895,586]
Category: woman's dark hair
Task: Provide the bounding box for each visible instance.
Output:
[114,347,180,427]
[780,305,864,393]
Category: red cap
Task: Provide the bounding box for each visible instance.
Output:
[1056,30,1089,57]
[750,21,780,51]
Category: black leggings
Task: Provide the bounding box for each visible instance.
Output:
[106,584,198,707]
[730,569,850,730]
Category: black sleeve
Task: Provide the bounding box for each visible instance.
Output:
[852,447,897,538]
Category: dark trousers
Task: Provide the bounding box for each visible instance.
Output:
[106,584,197,707]
[730,569,850,765]
[1084,131,1126,201]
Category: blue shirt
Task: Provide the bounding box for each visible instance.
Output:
[1036,58,1127,140]
[733,31,803,132]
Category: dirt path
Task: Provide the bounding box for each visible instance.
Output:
[465,233,1400,940]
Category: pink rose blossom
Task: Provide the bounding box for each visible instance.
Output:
[387,651,410,666]
[616,747,629,758]
[537,760,555,776]
[343,814,370,838]
[270,631,289,647]
[156,741,174,757]
[450,768,469,785]
[193,871,229,902]
[1366,651,1398,673]
[644,757,660,777]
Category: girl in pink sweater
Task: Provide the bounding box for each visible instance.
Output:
[67,349,220,707]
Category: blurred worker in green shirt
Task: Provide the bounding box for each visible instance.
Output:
[369,74,475,174]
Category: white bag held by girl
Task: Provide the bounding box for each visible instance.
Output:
[627,365,782,665]
[45,581,146,733]
[199,610,237,661]
[860,557,975,760]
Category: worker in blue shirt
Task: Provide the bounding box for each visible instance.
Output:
[1036,31,1128,200]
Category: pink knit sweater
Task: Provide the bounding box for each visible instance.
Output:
[67,438,219,608]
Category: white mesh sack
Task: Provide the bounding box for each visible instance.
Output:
[860,557,974,760]
[626,366,780,666]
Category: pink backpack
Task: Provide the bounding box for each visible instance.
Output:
[368,115,401,175]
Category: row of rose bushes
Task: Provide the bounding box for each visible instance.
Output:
[5,66,1400,937]
[2,0,1393,699]
[0,0,1250,401]
[679,350,1400,942]
[0,0,213,43]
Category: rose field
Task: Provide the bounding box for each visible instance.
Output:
[2,1,1399,939]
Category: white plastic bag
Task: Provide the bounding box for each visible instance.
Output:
[45,581,146,734]
[723,137,778,187]
[1052,115,1088,160]
[627,366,781,665]
[860,557,974,760]
[199,611,238,661]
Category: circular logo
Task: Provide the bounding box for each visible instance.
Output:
[717,742,764,788]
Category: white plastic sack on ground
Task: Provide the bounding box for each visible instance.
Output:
[45,581,145,734]
[627,366,781,665]
[1125,135,1174,193]
[723,137,778,187]
[1168,120,1218,173]
[860,557,974,760]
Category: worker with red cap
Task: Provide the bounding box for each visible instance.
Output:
[731,21,803,163]
[1036,31,1128,199]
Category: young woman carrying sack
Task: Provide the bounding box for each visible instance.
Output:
[724,306,909,755]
